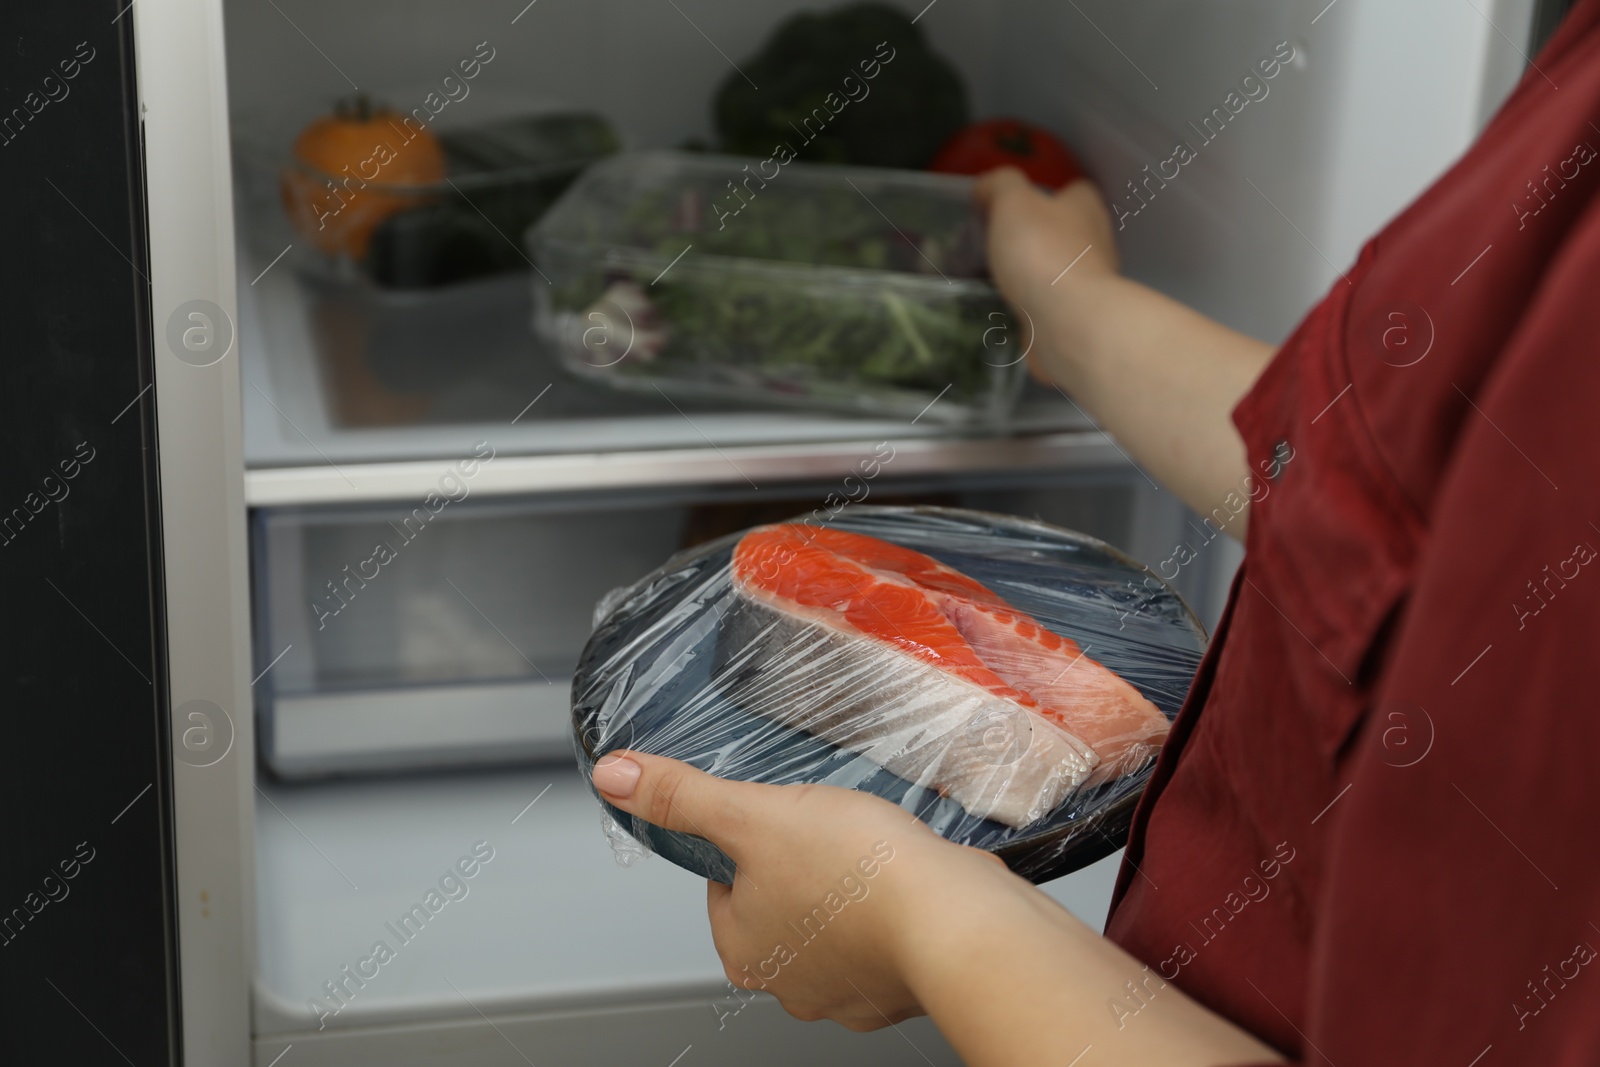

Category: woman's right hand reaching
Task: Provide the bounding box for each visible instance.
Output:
[973,165,1276,532]
[974,168,1121,385]
[976,169,1120,294]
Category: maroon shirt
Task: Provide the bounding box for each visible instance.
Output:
[1104,5,1600,1063]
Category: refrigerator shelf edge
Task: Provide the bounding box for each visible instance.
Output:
[242,428,1128,507]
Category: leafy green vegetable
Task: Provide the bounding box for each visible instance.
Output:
[714,3,969,170]
[637,270,1002,399]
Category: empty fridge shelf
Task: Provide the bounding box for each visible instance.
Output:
[251,764,1120,1063]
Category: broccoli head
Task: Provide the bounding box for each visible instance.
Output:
[714,3,969,170]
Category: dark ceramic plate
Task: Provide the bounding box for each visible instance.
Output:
[572,506,1207,884]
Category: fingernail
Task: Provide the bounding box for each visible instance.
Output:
[593,754,641,799]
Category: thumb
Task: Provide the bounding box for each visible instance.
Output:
[972,165,1033,211]
[592,751,760,853]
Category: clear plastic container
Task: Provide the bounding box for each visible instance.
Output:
[277,105,619,288]
[234,97,620,427]
[529,152,1028,427]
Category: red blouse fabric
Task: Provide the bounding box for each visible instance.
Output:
[1103,5,1600,1063]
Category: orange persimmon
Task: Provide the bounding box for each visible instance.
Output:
[280,94,447,261]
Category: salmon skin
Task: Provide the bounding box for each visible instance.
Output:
[724,524,1170,828]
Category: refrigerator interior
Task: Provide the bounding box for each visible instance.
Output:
[230,0,1533,470]
[222,0,1536,1062]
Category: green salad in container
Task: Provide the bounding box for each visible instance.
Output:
[528,152,1025,425]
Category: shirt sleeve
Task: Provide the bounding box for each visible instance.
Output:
[1284,197,1600,1063]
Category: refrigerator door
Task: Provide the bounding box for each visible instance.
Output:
[0,2,186,1065]
[137,0,259,1062]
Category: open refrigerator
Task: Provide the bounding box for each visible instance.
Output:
[45,0,1549,1063]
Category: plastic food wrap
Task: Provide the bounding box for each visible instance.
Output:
[571,506,1205,884]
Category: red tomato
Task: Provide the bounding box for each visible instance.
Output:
[929,119,1084,189]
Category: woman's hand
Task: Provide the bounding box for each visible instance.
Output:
[974,169,1119,386]
[976,168,1120,305]
[973,165,1275,532]
[592,750,1014,1030]
[593,752,1286,1065]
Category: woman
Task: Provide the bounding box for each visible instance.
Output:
[592,5,1600,1062]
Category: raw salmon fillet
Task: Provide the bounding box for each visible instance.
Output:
[723,524,1169,827]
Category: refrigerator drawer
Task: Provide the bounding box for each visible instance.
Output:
[251,477,1167,778]
[251,492,693,777]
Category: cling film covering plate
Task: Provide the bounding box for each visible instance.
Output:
[571,506,1206,884]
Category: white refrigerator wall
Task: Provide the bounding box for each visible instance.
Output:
[224,0,1534,345]
[983,0,1536,341]
[220,0,1007,152]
